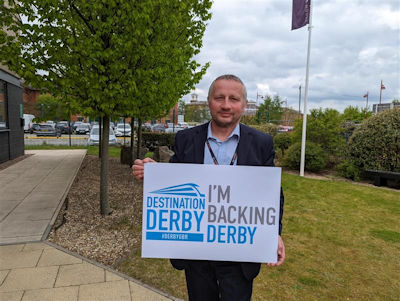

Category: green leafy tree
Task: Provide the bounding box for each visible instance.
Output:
[0,0,211,215]
[256,95,283,124]
[292,108,344,161]
[35,94,77,122]
[109,1,212,160]
[341,106,371,122]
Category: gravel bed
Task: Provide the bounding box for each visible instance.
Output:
[47,155,144,267]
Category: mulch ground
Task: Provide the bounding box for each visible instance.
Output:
[47,155,144,267]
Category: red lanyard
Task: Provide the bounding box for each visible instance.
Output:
[206,140,238,165]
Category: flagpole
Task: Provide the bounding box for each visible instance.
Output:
[379,80,382,104]
[366,92,369,116]
[300,0,313,177]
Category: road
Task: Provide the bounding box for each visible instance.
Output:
[24,134,132,146]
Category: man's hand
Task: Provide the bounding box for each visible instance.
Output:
[266,235,285,267]
[132,157,155,181]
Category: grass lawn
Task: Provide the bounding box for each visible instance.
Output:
[117,173,400,301]
[25,145,122,158]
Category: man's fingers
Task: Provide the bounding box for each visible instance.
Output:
[132,158,156,181]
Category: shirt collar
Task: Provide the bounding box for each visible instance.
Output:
[207,121,240,142]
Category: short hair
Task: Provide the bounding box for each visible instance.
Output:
[207,74,247,101]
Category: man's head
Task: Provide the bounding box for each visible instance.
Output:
[207,74,248,129]
[207,74,247,101]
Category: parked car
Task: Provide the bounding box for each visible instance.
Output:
[114,123,131,137]
[29,123,41,134]
[36,124,61,137]
[87,126,117,146]
[165,126,184,133]
[178,122,189,128]
[152,124,166,132]
[75,123,91,135]
[142,123,152,131]
[72,121,83,132]
[56,121,72,134]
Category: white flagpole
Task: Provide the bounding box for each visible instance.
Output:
[300,0,313,177]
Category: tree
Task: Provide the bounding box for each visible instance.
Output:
[35,94,75,122]
[0,0,211,215]
[292,108,344,158]
[256,95,283,124]
[109,1,212,161]
[341,105,371,123]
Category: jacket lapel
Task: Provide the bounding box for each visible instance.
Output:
[192,122,208,164]
[237,124,251,165]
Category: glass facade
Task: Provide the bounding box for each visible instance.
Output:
[0,80,7,129]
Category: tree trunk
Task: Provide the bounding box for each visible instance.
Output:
[136,118,142,160]
[130,117,135,166]
[100,115,111,216]
[99,116,102,158]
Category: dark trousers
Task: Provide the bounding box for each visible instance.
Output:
[184,260,253,301]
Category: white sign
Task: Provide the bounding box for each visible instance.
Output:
[142,163,281,263]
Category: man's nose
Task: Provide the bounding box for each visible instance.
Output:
[221,98,231,108]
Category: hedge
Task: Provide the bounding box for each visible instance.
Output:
[345,108,400,173]
[142,132,176,150]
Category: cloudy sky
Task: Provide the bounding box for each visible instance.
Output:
[182,0,399,113]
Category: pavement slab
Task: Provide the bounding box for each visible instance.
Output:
[22,286,79,301]
[55,262,105,287]
[0,249,42,270]
[105,270,125,282]
[0,291,24,301]
[78,280,131,301]
[0,220,48,239]
[0,270,9,285]
[37,248,82,267]
[22,243,52,251]
[0,266,59,292]
[130,281,171,301]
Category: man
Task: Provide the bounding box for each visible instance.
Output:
[132,74,285,301]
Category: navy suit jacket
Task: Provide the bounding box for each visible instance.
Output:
[169,122,284,280]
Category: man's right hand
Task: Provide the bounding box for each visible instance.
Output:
[132,157,155,181]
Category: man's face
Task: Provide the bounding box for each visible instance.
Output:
[208,79,248,129]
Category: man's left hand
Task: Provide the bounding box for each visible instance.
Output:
[266,235,285,266]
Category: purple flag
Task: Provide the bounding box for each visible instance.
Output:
[292,0,310,30]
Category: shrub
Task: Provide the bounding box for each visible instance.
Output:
[346,108,400,173]
[249,123,279,137]
[336,160,360,181]
[282,141,327,172]
[274,132,292,157]
[142,132,175,151]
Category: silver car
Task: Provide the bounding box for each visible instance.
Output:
[87,126,117,145]
[115,123,131,137]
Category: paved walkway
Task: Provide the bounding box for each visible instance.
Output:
[0,150,175,301]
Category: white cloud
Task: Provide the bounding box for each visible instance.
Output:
[183,0,399,113]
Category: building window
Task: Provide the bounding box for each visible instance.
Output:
[0,80,7,129]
